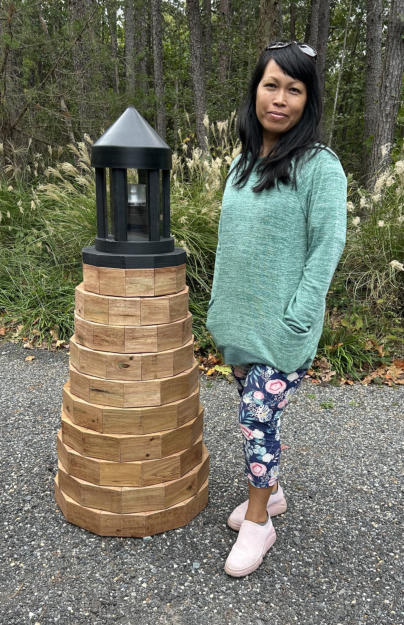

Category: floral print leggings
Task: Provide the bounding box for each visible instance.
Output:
[231,364,307,488]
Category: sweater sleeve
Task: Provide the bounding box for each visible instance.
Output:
[209,218,222,303]
[283,152,347,333]
[209,155,240,304]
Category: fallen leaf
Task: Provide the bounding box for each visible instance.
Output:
[321,370,336,382]
[375,343,385,357]
[214,364,232,377]
[207,353,221,366]
[0,327,5,336]
[25,355,35,362]
[361,361,404,386]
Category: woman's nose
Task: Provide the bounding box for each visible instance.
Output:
[272,89,287,105]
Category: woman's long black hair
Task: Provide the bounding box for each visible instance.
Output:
[233,42,325,192]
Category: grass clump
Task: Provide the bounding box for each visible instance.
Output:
[0,141,96,344]
[315,155,404,382]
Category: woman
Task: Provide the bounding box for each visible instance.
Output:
[206,41,347,577]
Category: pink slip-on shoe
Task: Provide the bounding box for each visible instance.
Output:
[227,484,287,531]
[224,516,276,577]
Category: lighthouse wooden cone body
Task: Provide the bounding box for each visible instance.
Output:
[54,107,209,536]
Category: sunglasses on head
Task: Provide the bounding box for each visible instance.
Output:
[265,41,317,60]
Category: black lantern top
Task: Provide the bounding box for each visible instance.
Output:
[91,107,171,170]
[82,107,186,269]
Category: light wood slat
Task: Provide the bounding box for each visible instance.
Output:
[62,382,201,435]
[61,408,203,462]
[55,472,209,536]
[73,312,192,353]
[69,336,194,381]
[108,297,141,326]
[83,264,187,297]
[57,430,203,487]
[175,265,187,293]
[56,446,209,514]
[63,382,103,431]
[154,266,180,296]
[125,268,155,296]
[69,360,199,408]
[92,322,126,353]
[98,267,126,296]
[75,286,109,324]
[82,264,99,293]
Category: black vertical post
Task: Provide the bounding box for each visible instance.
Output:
[162,170,170,238]
[109,169,114,237]
[148,170,160,241]
[111,169,128,241]
[95,168,107,238]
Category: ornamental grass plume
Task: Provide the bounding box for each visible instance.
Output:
[340,154,404,315]
[389,260,404,272]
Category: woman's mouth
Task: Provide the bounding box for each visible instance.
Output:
[267,112,288,120]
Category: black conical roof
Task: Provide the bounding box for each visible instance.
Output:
[91,107,171,169]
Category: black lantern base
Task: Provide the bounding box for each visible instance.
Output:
[82,245,187,269]
[95,235,175,256]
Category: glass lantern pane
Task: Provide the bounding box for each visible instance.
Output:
[127,182,148,240]
[105,169,114,239]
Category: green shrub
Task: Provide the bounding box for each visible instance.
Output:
[342,159,404,316]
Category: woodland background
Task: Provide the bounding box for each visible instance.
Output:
[0,0,403,384]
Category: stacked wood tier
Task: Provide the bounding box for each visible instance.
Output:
[55,264,209,536]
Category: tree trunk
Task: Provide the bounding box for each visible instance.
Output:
[38,9,77,145]
[136,0,149,99]
[151,0,166,139]
[331,11,361,152]
[202,0,212,76]
[107,0,120,94]
[290,0,296,40]
[60,97,76,145]
[124,0,135,94]
[328,0,352,146]
[362,0,383,180]
[69,0,93,134]
[258,0,283,54]
[218,0,230,84]
[316,0,330,99]
[173,77,179,150]
[306,0,320,49]
[185,0,207,150]
[0,2,14,168]
[367,0,404,186]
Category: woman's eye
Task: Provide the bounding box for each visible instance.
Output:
[265,83,276,88]
[290,87,301,94]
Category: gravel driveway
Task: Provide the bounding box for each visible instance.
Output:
[1,342,402,625]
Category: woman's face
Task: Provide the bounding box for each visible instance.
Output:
[255,59,307,151]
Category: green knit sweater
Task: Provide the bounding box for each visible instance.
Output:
[206,148,347,374]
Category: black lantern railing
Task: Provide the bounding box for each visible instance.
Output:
[82,107,186,269]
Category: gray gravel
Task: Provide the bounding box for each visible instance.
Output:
[0,341,403,625]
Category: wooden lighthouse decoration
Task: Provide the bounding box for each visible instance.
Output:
[54,107,209,536]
